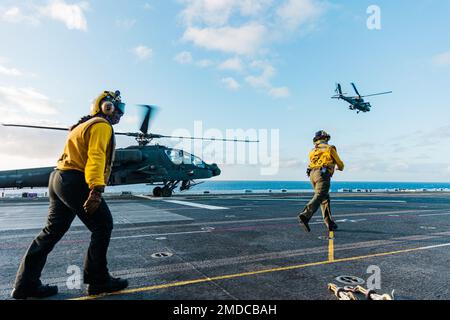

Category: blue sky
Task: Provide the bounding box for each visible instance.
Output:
[0,0,450,181]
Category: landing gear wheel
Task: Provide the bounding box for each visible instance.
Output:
[153,187,163,197]
[162,187,173,198]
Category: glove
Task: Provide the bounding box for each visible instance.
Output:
[83,187,104,215]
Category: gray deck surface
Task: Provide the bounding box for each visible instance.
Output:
[1,192,449,300]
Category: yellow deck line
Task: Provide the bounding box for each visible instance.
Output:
[328,231,335,262]
[71,242,450,300]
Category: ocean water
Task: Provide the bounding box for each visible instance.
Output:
[4,180,450,197]
[107,180,450,194]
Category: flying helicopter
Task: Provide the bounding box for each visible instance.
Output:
[0,105,258,197]
[332,83,392,113]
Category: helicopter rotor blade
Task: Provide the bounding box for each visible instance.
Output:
[154,134,260,143]
[114,132,259,143]
[157,135,259,143]
[351,83,361,97]
[2,123,69,132]
[115,132,139,137]
[138,105,157,135]
[361,91,393,98]
[336,83,343,95]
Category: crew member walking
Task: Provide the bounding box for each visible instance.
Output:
[298,130,344,233]
[12,90,128,299]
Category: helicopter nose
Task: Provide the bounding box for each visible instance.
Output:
[210,163,221,177]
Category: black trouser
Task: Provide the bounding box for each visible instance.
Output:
[14,170,113,290]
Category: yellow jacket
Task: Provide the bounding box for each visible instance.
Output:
[308,141,344,175]
[57,117,114,189]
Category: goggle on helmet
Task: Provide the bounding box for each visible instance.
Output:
[90,90,125,116]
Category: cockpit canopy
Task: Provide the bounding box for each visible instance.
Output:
[165,149,205,168]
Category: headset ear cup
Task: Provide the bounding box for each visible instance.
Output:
[101,101,115,116]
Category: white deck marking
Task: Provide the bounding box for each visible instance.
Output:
[162,200,229,210]
[419,212,450,217]
[0,209,440,238]
[135,195,229,210]
[0,203,192,231]
[111,229,211,240]
[240,198,407,203]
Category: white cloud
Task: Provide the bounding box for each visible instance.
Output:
[133,45,153,60]
[0,7,23,22]
[0,6,40,25]
[221,77,241,90]
[0,86,58,116]
[180,0,236,27]
[1,1,89,31]
[179,0,325,55]
[245,60,275,89]
[183,23,266,55]
[174,52,215,68]
[0,120,67,165]
[0,64,23,77]
[1,6,21,21]
[218,57,244,72]
[180,0,273,27]
[269,87,290,98]
[245,60,290,98]
[0,59,36,78]
[177,0,325,96]
[175,51,193,64]
[432,52,450,67]
[239,0,273,16]
[276,0,324,30]
[40,0,90,31]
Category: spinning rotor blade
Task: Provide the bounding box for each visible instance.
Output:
[361,91,393,98]
[351,83,361,97]
[2,124,69,132]
[115,131,259,143]
[115,131,136,136]
[138,105,157,135]
[4,105,260,145]
[156,135,259,143]
[3,124,260,143]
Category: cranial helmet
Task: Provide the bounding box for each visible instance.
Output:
[90,90,125,116]
[314,130,331,143]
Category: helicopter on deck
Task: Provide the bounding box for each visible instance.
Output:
[332,83,392,113]
[0,105,258,197]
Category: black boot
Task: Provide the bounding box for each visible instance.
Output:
[298,214,311,233]
[11,284,58,300]
[87,276,128,295]
[328,221,338,231]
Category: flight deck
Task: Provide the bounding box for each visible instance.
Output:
[0,192,449,300]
